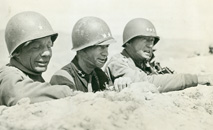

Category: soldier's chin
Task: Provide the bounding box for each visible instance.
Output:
[34,67,47,73]
[95,62,105,68]
[145,56,151,60]
[97,64,104,68]
[96,59,106,68]
[142,54,151,60]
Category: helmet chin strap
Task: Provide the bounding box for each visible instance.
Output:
[77,50,97,74]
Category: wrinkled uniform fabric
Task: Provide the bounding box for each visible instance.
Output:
[50,56,109,92]
[0,58,72,106]
[105,49,198,92]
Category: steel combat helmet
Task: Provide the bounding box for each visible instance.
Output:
[5,11,58,56]
[123,18,160,46]
[72,16,115,51]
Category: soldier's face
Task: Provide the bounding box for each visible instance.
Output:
[130,36,154,60]
[17,36,53,73]
[83,45,109,68]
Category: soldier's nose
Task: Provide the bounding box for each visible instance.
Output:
[102,46,109,56]
[41,47,52,57]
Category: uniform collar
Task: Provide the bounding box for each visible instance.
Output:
[9,58,45,82]
[10,58,41,75]
[121,49,146,69]
[72,56,94,79]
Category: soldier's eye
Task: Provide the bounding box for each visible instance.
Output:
[100,45,109,49]
[32,45,40,50]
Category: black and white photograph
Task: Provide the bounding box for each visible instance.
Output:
[0,0,213,129]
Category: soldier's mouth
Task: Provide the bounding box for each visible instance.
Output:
[144,50,151,53]
[97,58,107,64]
[37,61,49,66]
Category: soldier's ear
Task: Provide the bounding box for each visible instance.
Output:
[11,45,24,58]
[11,41,30,58]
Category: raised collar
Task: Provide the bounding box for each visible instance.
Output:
[121,49,146,69]
[9,58,45,82]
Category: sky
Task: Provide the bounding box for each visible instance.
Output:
[0,0,213,42]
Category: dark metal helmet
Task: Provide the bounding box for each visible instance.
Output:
[123,18,160,46]
[5,11,58,56]
[71,16,115,51]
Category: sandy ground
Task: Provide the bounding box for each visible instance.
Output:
[0,31,213,130]
[0,82,213,130]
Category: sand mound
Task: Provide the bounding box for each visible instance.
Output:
[0,81,213,130]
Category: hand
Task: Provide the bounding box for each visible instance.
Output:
[197,74,213,86]
[113,77,132,92]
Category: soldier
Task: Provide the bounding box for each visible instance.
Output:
[105,18,213,92]
[50,17,131,92]
[0,11,72,106]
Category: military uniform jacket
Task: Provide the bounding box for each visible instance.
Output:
[0,58,72,106]
[50,56,109,92]
[105,49,198,92]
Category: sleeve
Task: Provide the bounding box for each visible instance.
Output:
[106,57,198,93]
[0,69,72,106]
[148,74,198,92]
[50,70,76,90]
[105,57,150,83]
